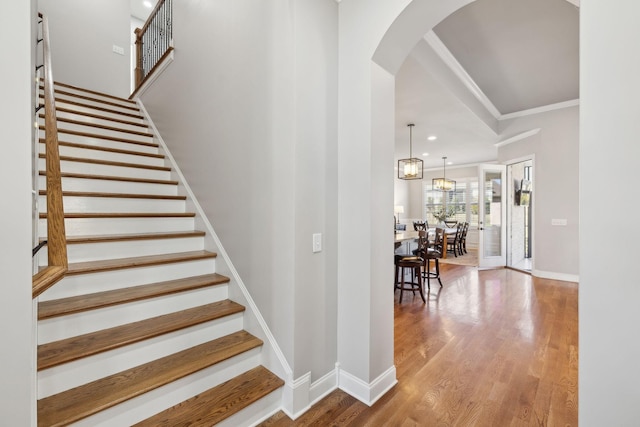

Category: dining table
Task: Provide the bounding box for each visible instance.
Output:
[394,227,457,259]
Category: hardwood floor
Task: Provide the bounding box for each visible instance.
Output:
[259,264,578,426]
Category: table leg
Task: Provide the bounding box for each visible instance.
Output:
[442,234,447,259]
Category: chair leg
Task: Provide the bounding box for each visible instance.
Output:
[435,259,443,287]
[415,266,425,302]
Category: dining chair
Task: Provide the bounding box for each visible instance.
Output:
[415,228,444,290]
[446,222,464,257]
[413,221,427,231]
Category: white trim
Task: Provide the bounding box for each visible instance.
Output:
[280,372,311,419]
[309,367,339,406]
[565,0,579,7]
[499,99,580,120]
[337,364,397,406]
[131,49,174,98]
[134,98,294,399]
[424,31,502,119]
[494,128,541,148]
[281,367,340,420]
[532,269,579,283]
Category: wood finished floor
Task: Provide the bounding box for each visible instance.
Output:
[259,264,578,426]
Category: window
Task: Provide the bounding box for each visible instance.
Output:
[424,179,478,226]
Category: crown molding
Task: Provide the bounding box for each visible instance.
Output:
[424,31,502,120]
[565,0,579,7]
[494,128,541,148]
[499,99,579,121]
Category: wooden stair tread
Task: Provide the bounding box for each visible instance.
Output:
[53,106,149,128]
[41,125,158,148]
[40,153,170,171]
[47,88,140,111]
[40,190,185,200]
[41,139,164,159]
[48,97,145,119]
[40,212,195,219]
[38,273,229,319]
[37,330,263,427]
[40,170,179,185]
[134,366,284,426]
[65,250,216,275]
[62,230,204,243]
[52,81,139,105]
[47,116,154,138]
[38,299,245,370]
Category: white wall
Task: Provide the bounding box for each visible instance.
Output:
[138,0,339,396]
[498,107,579,279]
[580,1,640,424]
[1,1,37,424]
[38,0,131,98]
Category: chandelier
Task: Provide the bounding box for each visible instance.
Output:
[397,124,423,180]
[432,156,456,191]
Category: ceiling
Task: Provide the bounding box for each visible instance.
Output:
[395,0,579,170]
[130,0,157,21]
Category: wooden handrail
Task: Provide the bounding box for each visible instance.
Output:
[33,13,67,298]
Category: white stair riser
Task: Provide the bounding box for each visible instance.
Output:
[38,284,231,344]
[46,120,154,145]
[53,110,149,133]
[38,236,203,265]
[39,216,195,236]
[46,130,159,155]
[37,314,246,398]
[39,176,178,196]
[39,195,185,214]
[45,94,140,116]
[40,158,171,181]
[39,259,217,301]
[64,349,262,427]
[51,86,137,109]
[38,95,147,123]
[40,143,165,167]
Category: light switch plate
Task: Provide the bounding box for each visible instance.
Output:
[112,45,125,55]
[551,218,567,226]
[312,233,322,253]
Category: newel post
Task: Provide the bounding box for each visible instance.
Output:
[134,27,143,88]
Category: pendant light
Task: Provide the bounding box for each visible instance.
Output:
[398,123,423,180]
[433,156,456,191]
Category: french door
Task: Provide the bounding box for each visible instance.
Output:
[478,164,506,268]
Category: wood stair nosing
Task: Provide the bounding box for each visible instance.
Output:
[51,81,139,105]
[41,116,154,138]
[40,139,164,160]
[42,87,141,112]
[37,299,245,370]
[60,230,205,244]
[52,106,149,129]
[40,212,195,219]
[39,153,170,172]
[41,126,158,148]
[133,366,284,427]
[38,273,230,320]
[64,250,217,276]
[36,330,263,427]
[48,97,145,120]
[40,190,186,200]
[40,170,179,186]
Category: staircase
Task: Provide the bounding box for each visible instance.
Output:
[35,82,284,426]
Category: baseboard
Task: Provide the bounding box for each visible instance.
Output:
[282,367,339,420]
[531,269,579,283]
[337,364,397,406]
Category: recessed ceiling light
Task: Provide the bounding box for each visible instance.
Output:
[447,161,453,165]
[143,1,153,8]
[422,152,429,156]
[427,135,437,141]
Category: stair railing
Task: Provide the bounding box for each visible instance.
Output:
[32,12,68,298]
[133,0,173,92]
